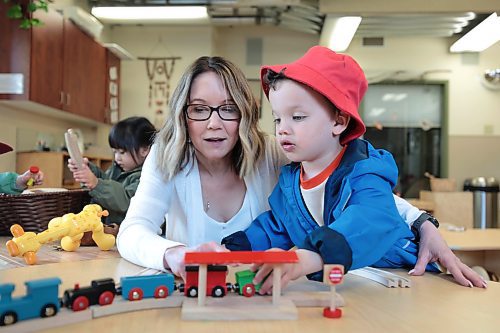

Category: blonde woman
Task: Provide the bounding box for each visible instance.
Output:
[117,56,483,287]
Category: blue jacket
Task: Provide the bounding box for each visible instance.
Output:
[223,139,438,279]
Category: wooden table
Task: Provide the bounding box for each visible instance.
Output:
[0,250,499,332]
[441,228,500,277]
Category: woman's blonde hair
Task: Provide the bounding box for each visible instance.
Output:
[155,56,266,180]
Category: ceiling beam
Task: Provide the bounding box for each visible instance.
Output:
[319,0,500,14]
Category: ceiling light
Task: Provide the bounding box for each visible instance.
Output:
[320,15,362,52]
[450,12,500,53]
[91,6,208,23]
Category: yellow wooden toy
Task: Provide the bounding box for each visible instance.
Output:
[6,204,115,265]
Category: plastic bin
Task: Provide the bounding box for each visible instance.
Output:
[464,177,499,229]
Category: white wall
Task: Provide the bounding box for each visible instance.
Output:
[106,25,213,126]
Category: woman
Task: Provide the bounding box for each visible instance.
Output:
[117,56,484,288]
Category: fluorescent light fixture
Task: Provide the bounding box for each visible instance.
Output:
[320,15,362,52]
[91,6,208,22]
[450,12,500,52]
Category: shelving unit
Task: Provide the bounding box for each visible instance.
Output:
[16,151,112,189]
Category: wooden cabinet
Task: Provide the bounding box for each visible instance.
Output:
[0,3,112,123]
[16,151,113,189]
[63,19,106,121]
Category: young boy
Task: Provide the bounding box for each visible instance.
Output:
[222,46,439,293]
[0,142,44,194]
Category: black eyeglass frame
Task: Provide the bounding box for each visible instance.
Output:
[184,104,241,121]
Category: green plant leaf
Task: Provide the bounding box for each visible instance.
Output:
[31,18,43,26]
[20,18,31,29]
[28,2,37,12]
[7,5,23,19]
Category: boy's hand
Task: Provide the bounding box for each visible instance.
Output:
[251,248,323,295]
[164,241,229,281]
[16,169,44,190]
[72,163,98,190]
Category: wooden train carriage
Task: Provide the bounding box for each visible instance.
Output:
[234,269,262,297]
[120,274,175,301]
[185,265,228,298]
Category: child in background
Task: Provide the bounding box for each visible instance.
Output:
[222,46,454,294]
[0,142,44,194]
[68,117,156,236]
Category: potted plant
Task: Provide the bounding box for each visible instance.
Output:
[3,0,50,28]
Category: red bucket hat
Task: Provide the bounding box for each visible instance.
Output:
[0,142,13,155]
[261,46,367,144]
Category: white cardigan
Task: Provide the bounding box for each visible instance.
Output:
[117,136,287,270]
[117,135,423,271]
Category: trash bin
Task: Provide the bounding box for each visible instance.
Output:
[464,177,499,229]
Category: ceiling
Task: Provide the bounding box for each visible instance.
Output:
[86,0,499,40]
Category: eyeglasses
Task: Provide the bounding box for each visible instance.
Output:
[185,104,241,121]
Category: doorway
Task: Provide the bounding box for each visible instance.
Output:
[361,83,445,198]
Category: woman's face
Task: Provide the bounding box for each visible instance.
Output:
[186,71,240,163]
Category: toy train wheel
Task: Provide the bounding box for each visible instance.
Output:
[242,283,255,297]
[99,291,115,305]
[128,288,144,301]
[72,296,89,311]
[187,286,198,298]
[0,311,17,326]
[40,303,58,318]
[211,286,225,298]
[154,285,169,298]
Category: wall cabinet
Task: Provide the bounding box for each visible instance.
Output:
[16,152,113,189]
[0,3,115,124]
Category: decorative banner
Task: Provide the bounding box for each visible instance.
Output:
[138,56,181,129]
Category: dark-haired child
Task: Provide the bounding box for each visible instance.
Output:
[68,117,156,229]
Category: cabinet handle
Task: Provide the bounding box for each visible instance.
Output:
[66,93,71,106]
[60,91,65,105]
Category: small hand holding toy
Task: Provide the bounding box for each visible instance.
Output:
[16,166,44,190]
[26,166,40,186]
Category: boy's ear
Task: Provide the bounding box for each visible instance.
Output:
[332,113,350,136]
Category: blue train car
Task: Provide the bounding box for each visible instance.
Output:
[120,274,175,301]
[0,277,61,326]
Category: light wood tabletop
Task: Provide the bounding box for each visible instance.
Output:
[441,228,500,251]
[0,253,498,333]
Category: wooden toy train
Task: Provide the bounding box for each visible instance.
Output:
[0,266,261,326]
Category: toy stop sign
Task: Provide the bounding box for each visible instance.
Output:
[326,266,344,285]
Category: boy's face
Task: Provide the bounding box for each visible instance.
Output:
[269,79,348,170]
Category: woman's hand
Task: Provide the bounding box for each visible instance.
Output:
[251,248,323,295]
[410,222,487,288]
[164,241,229,281]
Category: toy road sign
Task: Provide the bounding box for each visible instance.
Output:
[323,264,344,285]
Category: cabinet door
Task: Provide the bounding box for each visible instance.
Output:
[105,50,120,124]
[63,19,106,121]
[30,8,64,109]
[0,1,30,101]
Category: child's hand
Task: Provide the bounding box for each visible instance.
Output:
[72,163,98,190]
[251,248,323,295]
[67,157,89,172]
[16,169,44,190]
